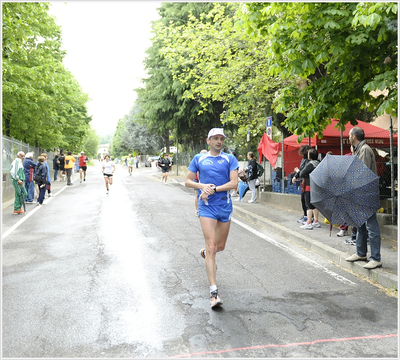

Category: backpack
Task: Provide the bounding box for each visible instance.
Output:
[256,163,264,177]
[34,163,42,182]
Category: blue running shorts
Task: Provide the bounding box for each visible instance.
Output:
[199,202,233,222]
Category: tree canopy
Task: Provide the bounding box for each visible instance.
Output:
[159,3,290,142]
[2,2,92,151]
[240,2,397,139]
[133,2,238,152]
[111,104,164,157]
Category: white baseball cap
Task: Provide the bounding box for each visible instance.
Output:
[80,151,84,154]
[207,128,226,139]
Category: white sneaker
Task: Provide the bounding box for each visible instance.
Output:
[300,223,313,230]
[248,199,256,203]
[234,198,241,202]
[337,229,348,237]
[312,221,321,228]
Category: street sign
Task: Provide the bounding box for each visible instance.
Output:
[266,116,272,139]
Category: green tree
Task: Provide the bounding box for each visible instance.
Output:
[111,104,164,157]
[159,3,291,143]
[135,2,236,151]
[2,2,91,150]
[240,2,398,140]
[81,126,99,159]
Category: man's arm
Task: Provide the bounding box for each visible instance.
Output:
[215,169,238,193]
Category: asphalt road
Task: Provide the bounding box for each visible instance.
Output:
[2,164,398,358]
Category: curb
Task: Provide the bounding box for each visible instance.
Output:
[233,205,398,291]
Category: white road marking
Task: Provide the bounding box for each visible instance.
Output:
[232,218,356,286]
[2,183,71,240]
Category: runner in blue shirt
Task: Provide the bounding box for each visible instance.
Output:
[185,128,239,308]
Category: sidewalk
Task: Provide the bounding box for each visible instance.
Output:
[167,173,398,292]
[2,173,80,210]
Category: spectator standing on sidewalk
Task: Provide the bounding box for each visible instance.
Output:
[296,148,321,230]
[23,152,36,204]
[135,155,140,169]
[53,155,60,182]
[185,128,239,309]
[246,151,258,203]
[292,145,311,224]
[346,126,382,269]
[10,151,27,214]
[35,155,48,206]
[64,151,76,186]
[59,153,66,181]
[78,151,88,182]
[40,153,52,197]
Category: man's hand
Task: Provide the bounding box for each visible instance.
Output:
[202,183,216,195]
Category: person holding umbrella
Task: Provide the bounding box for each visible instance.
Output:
[346,126,382,269]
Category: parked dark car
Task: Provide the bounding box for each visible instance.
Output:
[145,156,160,167]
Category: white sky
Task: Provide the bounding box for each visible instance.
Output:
[49,1,162,137]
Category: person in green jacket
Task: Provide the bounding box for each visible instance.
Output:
[10,151,27,214]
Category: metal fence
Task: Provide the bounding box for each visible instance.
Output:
[2,136,58,202]
[2,136,56,180]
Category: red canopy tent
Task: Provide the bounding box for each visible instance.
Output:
[280,119,397,175]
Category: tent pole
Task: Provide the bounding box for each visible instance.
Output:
[340,127,343,155]
[389,116,395,224]
[282,133,285,194]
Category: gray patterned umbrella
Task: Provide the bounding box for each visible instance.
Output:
[310,155,380,228]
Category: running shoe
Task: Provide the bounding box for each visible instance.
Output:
[300,223,313,230]
[210,290,223,308]
[106,189,109,194]
[200,249,206,259]
[312,221,321,228]
[297,216,307,223]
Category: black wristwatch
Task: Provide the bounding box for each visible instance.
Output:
[211,185,217,193]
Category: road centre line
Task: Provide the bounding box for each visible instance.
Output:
[231,218,356,286]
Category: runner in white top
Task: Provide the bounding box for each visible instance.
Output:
[102,155,116,194]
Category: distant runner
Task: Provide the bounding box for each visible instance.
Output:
[102,155,116,194]
[79,151,89,183]
[127,154,134,176]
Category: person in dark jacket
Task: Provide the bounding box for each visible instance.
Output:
[53,155,60,182]
[35,155,48,205]
[23,152,36,203]
[296,148,321,230]
[246,152,258,203]
[292,145,311,223]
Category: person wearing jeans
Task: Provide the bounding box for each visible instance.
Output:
[23,152,36,203]
[346,126,382,269]
[355,213,381,262]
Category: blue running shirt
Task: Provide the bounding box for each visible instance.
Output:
[188,152,239,206]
